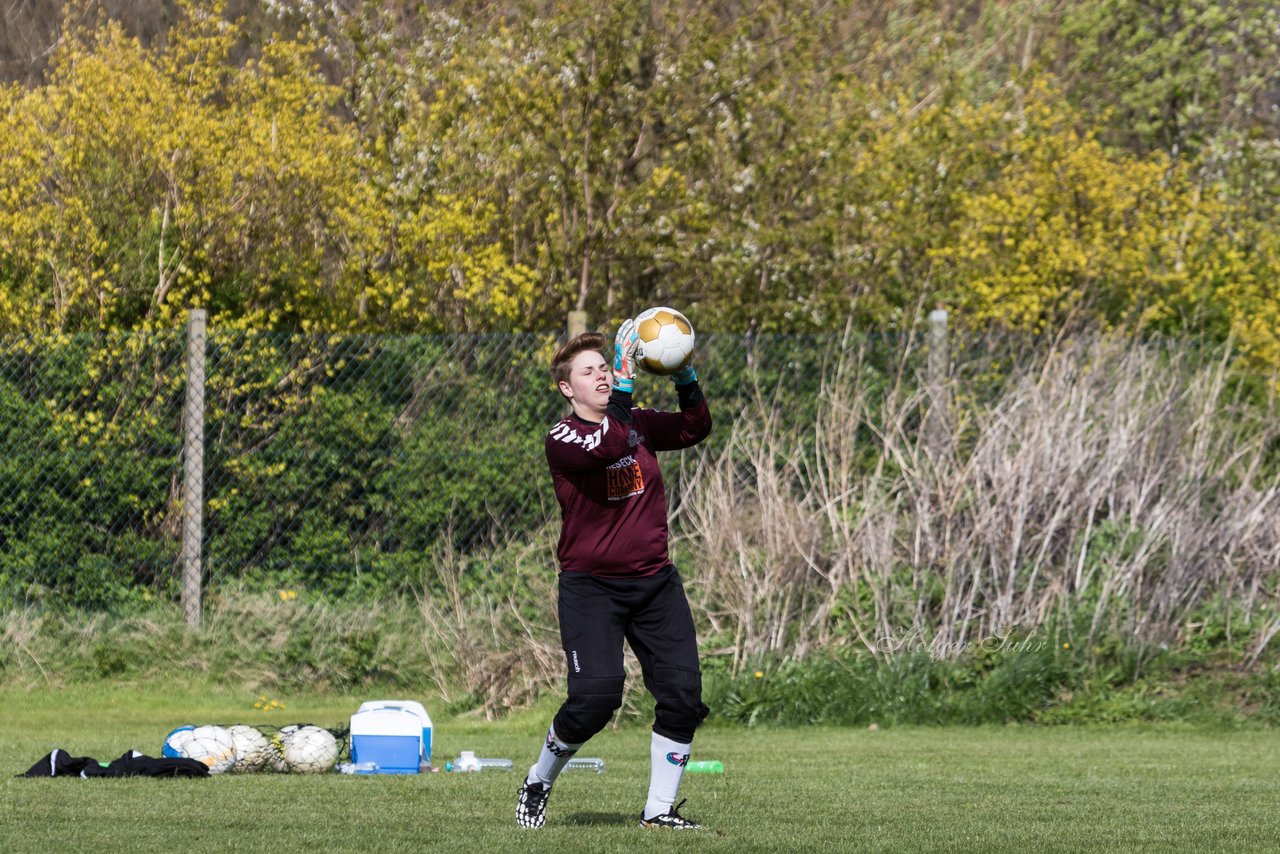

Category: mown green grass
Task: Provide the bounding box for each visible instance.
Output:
[1,684,1278,853]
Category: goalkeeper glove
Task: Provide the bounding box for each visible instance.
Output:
[612,318,640,394]
[671,363,698,386]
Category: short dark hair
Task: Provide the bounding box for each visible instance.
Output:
[551,332,608,387]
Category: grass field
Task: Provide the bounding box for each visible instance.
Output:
[2,684,1278,853]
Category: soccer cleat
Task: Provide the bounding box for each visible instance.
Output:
[639,798,702,829]
[517,779,552,828]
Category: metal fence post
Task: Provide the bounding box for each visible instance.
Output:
[925,309,951,458]
[181,308,207,629]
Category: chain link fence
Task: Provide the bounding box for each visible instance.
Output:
[3,320,930,613]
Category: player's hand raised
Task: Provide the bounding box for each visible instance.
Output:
[613,318,640,393]
[671,363,697,386]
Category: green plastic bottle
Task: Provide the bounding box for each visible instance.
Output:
[686,759,724,774]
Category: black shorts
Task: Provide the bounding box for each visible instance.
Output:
[554,564,708,742]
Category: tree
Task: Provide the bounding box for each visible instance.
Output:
[1060,0,1280,160]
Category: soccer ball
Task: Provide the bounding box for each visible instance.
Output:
[161,724,196,759]
[633,306,695,376]
[228,725,272,773]
[278,725,339,774]
[268,725,298,772]
[181,725,238,774]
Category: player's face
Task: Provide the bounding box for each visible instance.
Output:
[560,349,612,419]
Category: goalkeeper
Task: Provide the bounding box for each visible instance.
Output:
[516,320,712,830]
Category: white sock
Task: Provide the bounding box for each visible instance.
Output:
[527,724,582,786]
[644,732,691,820]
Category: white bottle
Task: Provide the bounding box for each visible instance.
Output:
[451,751,512,771]
[565,757,605,773]
[475,757,513,771]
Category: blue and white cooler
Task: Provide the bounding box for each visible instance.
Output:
[349,700,433,774]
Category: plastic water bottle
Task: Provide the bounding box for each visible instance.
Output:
[337,761,378,774]
[448,751,512,772]
[565,757,605,774]
[685,759,724,774]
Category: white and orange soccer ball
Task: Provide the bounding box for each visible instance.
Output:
[181,725,238,774]
[633,306,695,375]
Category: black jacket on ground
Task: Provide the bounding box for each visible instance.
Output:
[21,748,210,778]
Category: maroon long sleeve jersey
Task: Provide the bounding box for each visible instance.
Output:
[545,383,712,577]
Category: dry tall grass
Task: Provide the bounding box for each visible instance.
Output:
[411,536,562,717]
[676,334,1280,673]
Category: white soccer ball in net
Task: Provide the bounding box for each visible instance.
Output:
[228,725,272,773]
[268,725,298,772]
[633,306,696,376]
[181,725,238,774]
[279,725,339,774]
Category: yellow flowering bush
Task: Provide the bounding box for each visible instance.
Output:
[0,3,1277,374]
[0,2,530,335]
[923,81,1279,373]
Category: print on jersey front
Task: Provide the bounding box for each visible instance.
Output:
[606,455,645,501]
